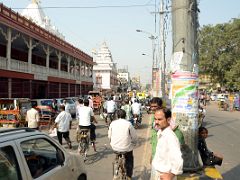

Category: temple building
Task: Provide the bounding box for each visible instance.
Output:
[0,1,93,98]
[92,42,118,93]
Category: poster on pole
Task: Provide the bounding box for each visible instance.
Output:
[170,51,183,73]
[171,71,198,129]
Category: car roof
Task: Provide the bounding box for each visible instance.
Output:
[31,99,53,101]
[0,128,46,143]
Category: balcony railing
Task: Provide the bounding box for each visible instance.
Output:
[0,57,7,69]
[11,59,28,72]
[0,57,93,83]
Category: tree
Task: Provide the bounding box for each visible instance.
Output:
[199,18,240,90]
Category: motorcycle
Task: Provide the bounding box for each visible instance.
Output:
[145,105,151,114]
[133,114,142,129]
[198,107,206,127]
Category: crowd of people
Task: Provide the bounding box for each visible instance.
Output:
[24,93,223,180]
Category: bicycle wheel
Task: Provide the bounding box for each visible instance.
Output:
[113,160,119,179]
[113,156,127,180]
[119,157,127,180]
[76,131,81,143]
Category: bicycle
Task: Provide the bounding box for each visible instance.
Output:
[106,112,115,126]
[112,152,127,180]
[76,128,89,161]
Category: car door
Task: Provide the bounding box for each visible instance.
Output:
[0,141,28,180]
[15,135,75,180]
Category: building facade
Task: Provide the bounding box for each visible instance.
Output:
[93,42,118,93]
[117,68,130,92]
[0,2,93,98]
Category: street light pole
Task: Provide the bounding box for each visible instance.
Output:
[136,29,158,97]
[159,0,166,99]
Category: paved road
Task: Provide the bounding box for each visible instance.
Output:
[65,112,152,180]
[204,102,240,180]
[58,102,240,180]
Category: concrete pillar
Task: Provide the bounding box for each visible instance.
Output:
[67,56,70,79]
[28,38,32,73]
[29,80,32,99]
[68,83,70,97]
[74,59,77,78]
[6,28,12,70]
[8,78,12,98]
[46,45,50,73]
[59,83,61,98]
[57,51,62,76]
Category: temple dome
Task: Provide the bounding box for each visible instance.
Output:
[21,0,65,39]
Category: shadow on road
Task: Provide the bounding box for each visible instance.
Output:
[207,119,239,129]
[96,132,108,139]
[137,123,149,130]
[84,145,113,165]
[133,165,151,180]
[135,137,151,149]
[222,164,240,180]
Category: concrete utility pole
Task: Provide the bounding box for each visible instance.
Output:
[171,0,200,171]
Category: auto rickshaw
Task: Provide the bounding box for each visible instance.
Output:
[0,98,31,128]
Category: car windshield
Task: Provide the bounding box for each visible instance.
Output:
[41,100,53,106]
[21,102,32,110]
[65,99,74,104]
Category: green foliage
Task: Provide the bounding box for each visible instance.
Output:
[198,18,240,89]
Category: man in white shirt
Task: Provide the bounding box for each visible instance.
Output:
[88,96,94,109]
[25,106,40,129]
[78,99,98,151]
[76,98,84,120]
[131,99,142,126]
[152,108,183,180]
[63,99,70,113]
[78,99,97,129]
[106,96,117,123]
[54,105,72,149]
[131,99,141,115]
[108,109,138,179]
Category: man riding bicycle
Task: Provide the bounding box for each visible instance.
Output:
[77,99,98,151]
[131,99,142,127]
[105,96,117,124]
[108,109,138,180]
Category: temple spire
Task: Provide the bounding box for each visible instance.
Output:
[32,0,40,4]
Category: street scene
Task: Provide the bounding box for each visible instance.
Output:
[0,0,240,180]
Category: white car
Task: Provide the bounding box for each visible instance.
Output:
[56,98,77,117]
[0,128,87,180]
[217,94,228,101]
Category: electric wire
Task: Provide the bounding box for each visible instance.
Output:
[11,4,155,10]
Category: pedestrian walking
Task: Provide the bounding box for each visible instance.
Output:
[25,105,40,130]
[151,108,183,180]
[54,105,72,149]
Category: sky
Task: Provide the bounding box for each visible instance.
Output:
[0,0,239,85]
